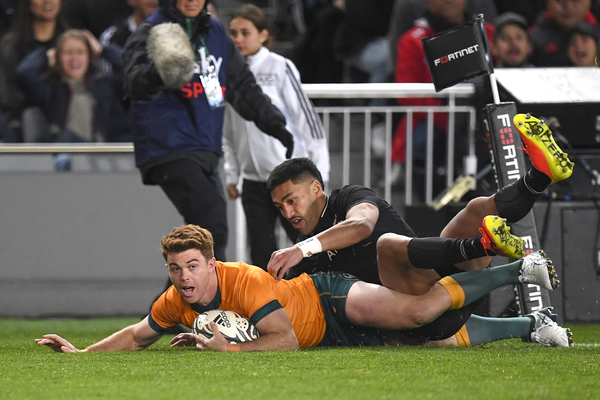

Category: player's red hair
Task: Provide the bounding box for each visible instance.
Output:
[161,224,215,261]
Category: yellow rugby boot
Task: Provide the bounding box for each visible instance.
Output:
[479,215,525,259]
[513,113,574,183]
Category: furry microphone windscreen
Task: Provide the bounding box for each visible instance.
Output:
[147,22,195,89]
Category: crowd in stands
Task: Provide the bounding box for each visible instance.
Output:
[1,0,598,179]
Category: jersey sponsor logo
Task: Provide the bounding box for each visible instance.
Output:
[326,214,340,262]
[256,73,276,86]
[326,249,338,261]
[434,44,480,66]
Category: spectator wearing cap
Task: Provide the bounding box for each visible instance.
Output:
[567,21,599,65]
[529,0,597,66]
[492,12,534,67]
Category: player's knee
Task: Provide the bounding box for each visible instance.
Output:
[464,196,493,218]
[408,301,438,327]
[377,233,410,258]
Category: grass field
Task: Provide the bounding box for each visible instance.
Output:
[1,318,599,400]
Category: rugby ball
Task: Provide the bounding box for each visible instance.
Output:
[192,309,259,343]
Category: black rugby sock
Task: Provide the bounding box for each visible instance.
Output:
[407,237,488,269]
[522,167,552,194]
[494,168,550,223]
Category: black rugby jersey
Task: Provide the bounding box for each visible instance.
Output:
[288,185,415,284]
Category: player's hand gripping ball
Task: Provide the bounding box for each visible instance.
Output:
[193,310,259,343]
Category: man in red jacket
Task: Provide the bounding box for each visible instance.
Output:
[390,0,494,197]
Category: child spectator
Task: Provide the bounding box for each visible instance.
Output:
[224,4,330,270]
[528,0,597,66]
[567,21,599,65]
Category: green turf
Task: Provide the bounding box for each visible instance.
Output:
[1,318,598,400]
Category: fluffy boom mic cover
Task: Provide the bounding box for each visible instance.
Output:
[147,22,195,89]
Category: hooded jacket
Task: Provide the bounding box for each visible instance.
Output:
[123,0,290,179]
[528,10,598,67]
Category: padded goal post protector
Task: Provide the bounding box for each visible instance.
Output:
[482,101,553,315]
[421,15,494,92]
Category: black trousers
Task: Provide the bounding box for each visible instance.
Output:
[241,179,298,270]
[146,156,228,261]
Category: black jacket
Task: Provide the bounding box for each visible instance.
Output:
[122,8,292,173]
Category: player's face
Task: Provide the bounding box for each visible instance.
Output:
[568,32,597,66]
[547,0,591,29]
[30,0,61,21]
[493,25,532,67]
[166,249,216,306]
[59,37,90,81]
[229,17,267,57]
[176,0,205,18]
[271,179,323,236]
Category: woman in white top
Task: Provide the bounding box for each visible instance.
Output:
[223,4,330,270]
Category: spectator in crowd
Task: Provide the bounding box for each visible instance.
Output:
[290,0,345,86]
[492,12,534,68]
[15,29,130,144]
[122,0,294,265]
[333,0,395,95]
[390,0,494,197]
[529,0,597,66]
[0,0,67,141]
[388,0,497,73]
[60,0,131,38]
[100,0,159,48]
[0,109,17,143]
[223,4,330,270]
[493,0,546,27]
[472,12,533,133]
[0,0,16,37]
[567,21,599,65]
[593,0,600,22]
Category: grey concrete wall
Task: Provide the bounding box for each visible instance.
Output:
[0,158,189,317]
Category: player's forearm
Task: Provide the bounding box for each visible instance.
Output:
[229,330,299,352]
[316,218,374,252]
[84,326,154,352]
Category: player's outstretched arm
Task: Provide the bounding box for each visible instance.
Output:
[194,309,299,352]
[317,202,380,251]
[35,334,81,353]
[267,202,379,281]
[36,317,163,353]
[267,245,304,281]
